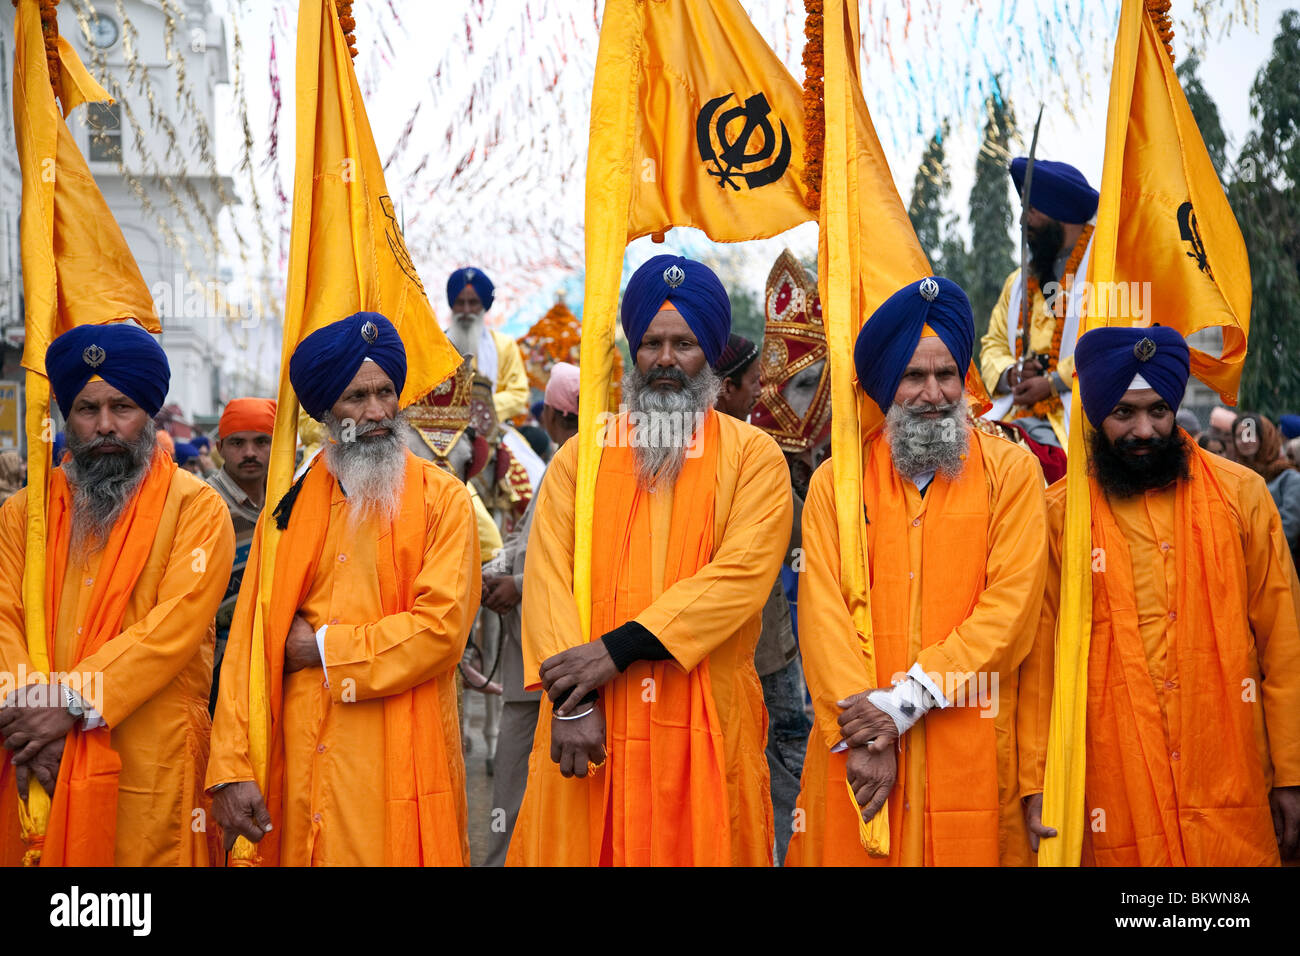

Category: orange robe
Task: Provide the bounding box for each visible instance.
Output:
[1022,443,1300,865]
[207,450,479,866]
[506,411,793,866]
[788,429,1047,866]
[0,465,235,866]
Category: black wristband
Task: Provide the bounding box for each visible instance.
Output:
[600,621,672,672]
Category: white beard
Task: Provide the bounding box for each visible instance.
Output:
[886,398,970,480]
[323,412,411,524]
[447,311,486,361]
[622,364,721,491]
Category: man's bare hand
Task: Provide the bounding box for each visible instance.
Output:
[211,781,273,854]
[845,743,896,823]
[483,575,521,614]
[1270,785,1300,860]
[0,682,76,765]
[549,705,606,779]
[15,737,66,802]
[1012,373,1053,407]
[837,690,900,753]
[540,643,619,716]
[284,614,322,674]
[1022,792,1058,853]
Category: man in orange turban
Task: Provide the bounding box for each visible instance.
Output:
[205,398,277,712]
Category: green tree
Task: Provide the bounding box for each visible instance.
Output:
[1177,53,1228,175]
[965,82,1019,360]
[907,126,951,267]
[727,284,767,344]
[1232,10,1300,415]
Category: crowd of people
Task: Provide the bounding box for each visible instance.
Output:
[0,154,1296,869]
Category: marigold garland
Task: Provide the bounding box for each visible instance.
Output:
[1013,223,1094,422]
[801,0,824,211]
[34,0,62,103]
[518,297,583,391]
[1146,0,1176,62]
[335,0,358,59]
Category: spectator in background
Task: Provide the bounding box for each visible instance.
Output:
[0,450,24,506]
[1175,408,1201,440]
[1279,414,1300,443]
[173,441,202,475]
[1198,431,1230,458]
[1235,412,1300,568]
[192,434,218,478]
[1286,437,1300,470]
[1208,406,1239,461]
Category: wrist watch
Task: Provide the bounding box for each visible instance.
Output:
[61,684,84,719]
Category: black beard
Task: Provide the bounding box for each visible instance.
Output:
[1089,428,1190,498]
[1028,218,1066,288]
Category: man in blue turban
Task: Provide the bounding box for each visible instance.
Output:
[0,321,236,865]
[1022,324,1300,865]
[788,276,1050,868]
[507,254,794,866]
[442,267,529,423]
[209,310,481,866]
[979,157,1101,449]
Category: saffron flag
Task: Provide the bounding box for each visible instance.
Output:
[231,0,461,863]
[576,0,814,641]
[1040,0,1252,866]
[10,0,159,863]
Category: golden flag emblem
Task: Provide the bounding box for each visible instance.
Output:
[626,0,815,241]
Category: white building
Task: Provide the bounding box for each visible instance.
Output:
[1,0,281,439]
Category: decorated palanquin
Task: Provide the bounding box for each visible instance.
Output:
[751,249,832,457]
[467,375,533,525]
[407,358,490,480]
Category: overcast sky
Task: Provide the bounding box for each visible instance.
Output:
[211,0,1290,336]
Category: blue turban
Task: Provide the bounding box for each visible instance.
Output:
[1074,326,1190,428]
[173,441,199,464]
[1279,415,1300,440]
[621,255,731,365]
[1009,158,1099,225]
[46,322,170,418]
[289,312,407,421]
[446,267,495,312]
[853,277,974,412]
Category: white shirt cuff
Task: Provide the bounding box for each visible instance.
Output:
[907,662,951,709]
[315,625,330,686]
[64,686,104,730]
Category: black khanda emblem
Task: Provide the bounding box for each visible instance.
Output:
[380,195,426,293]
[1177,201,1213,280]
[696,92,791,191]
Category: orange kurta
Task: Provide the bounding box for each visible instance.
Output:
[506,411,793,866]
[207,451,479,866]
[788,429,1047,866]
[0,467,235,867]
[1023,446,1300,865]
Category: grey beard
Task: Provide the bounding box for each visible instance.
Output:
[447,311,485,360]
[64,420,157,553]
[622,363,720,491]
[886,399,970,481]
[322,410,410,524]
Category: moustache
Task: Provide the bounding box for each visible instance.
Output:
[453,311,483,324]
[645,367,689,387]
[84,436,129,453]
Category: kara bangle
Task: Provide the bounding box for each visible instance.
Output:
[555,707,596,721]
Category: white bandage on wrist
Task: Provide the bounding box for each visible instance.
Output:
[867,675,939,737]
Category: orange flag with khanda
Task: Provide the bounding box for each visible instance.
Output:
[576,0,815,641]
[5,0,160,865]
[1041,0,1252,866]
[227,0,461,864]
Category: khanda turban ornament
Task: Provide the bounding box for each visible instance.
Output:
[750,249,832,455]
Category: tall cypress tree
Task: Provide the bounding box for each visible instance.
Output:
[1231,10,1300,415]
[907,126,950,268]
[966,82,1018,355]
